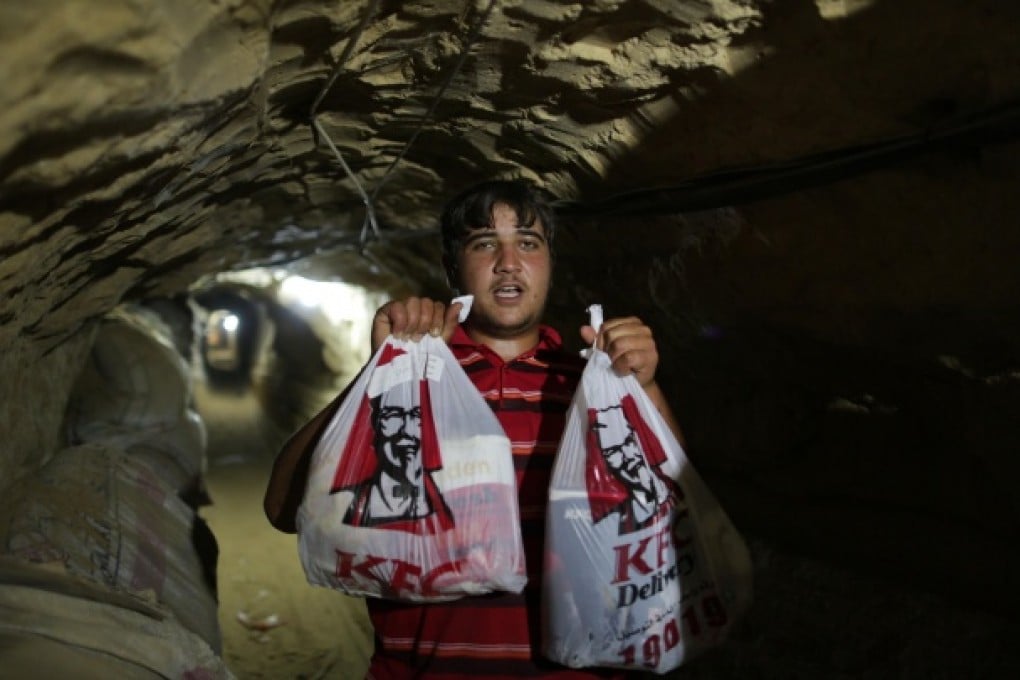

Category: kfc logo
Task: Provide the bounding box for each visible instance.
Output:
[585,394,681,534]
[330,344,454,534]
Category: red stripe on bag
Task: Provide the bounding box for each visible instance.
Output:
[619,393,667,466]
[329,395,375,495]
[418,377,454,532]
[585,406,628,524]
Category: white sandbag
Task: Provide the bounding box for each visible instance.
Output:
[0,443,221,652]
[66,307,191,438]
[298,335,526,602]
[0,584,233,679]
[71,409,209,496]
[0,631,163,680]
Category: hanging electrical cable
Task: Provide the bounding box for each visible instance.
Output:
[309,1,382,119]
[283,94,1020,266]
[367,0,499,202]
[312,117,380,243]
[299,0,1020,241]
[554,98,1020,218]
[309,0,383,249]
[308,0,497,255]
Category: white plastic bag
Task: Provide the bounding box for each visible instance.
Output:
[297,333,526,602]
[542,306,752,673]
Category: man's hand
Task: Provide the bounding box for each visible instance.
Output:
[371,297,463,354]
[581,315,685,445]
[580,316,659,387]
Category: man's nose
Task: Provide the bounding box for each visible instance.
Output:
[494,245,521,273]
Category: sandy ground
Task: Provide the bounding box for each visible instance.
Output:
[194,380,372,680]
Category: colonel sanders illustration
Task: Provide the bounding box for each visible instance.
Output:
[330,344,453,534]
[585,395,681,534]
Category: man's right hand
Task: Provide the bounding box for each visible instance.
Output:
[371,297,464,354]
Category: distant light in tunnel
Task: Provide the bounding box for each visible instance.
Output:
[277,276,387,375]
[280,275,322,309]
[222,314,240,332]
[199,268,387,375]
[278,275,371,325]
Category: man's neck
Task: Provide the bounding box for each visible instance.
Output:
[463,324,541,362]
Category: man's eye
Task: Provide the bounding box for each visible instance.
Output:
[520,239,541,250]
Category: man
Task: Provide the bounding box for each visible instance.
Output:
[264,179,684,678]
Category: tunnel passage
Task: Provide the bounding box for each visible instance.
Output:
[187,272,388,677]
[4,0,1020,678]
[193,289,263,389]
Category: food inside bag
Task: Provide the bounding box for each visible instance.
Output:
[297,330,526,602]
[542,306,753,674]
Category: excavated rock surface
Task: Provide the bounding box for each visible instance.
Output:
[3,0,1020,676]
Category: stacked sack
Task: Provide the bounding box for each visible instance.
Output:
[65,306,209,502]
[0,304,229,678]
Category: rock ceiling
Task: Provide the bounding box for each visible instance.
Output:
[3,3,1020,671]
[4,0,1020,355]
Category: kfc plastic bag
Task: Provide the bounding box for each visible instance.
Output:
[542,305,752,673]
[297,314,526,602]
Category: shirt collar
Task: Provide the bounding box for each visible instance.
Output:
[449,324,564,360]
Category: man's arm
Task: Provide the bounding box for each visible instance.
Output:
[263,387,347,533]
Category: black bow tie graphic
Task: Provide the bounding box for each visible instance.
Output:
[391,483,420,500]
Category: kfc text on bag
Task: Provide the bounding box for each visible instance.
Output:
[542,306,752,673]
[297,334,526,602]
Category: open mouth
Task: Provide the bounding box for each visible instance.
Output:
[493,283,523,299]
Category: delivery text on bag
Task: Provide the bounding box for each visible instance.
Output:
[609,522,729,668]
[550,391,731,670]
[543,325,752,673]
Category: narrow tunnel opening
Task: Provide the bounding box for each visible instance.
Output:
[187,268,390,677]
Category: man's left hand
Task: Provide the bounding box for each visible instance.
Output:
[580,316,659,387]
[581,315,684,445]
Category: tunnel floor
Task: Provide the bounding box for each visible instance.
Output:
[193,376,372,679]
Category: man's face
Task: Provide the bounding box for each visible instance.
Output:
[454,202,552,341]
[375,390,422,477]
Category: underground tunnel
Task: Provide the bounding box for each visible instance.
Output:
[2,0,1020,678]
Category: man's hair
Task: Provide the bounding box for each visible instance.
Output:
[439,179,557,287]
